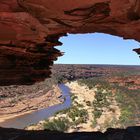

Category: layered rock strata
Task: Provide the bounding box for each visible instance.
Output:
[0,0,140,85]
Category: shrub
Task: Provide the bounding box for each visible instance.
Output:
[94,109,102,119]
[119,108,132,126]
[44,118,69,132]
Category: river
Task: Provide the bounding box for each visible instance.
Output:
[0,84,71,129]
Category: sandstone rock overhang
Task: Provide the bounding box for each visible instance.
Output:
[0,0,140,85]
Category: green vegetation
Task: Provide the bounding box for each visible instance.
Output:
[111,70,140,77]
[67,105,88,123]
[78,78,112,90]
[119,108,132,124]
[93,109,102,119]
[78,77,140,128]
[71,94,78,102]
[93,89,111,108]
[91,88,113,129]
[52,74,67,84]
[115,86,140,127]
[44,93,88,131]
[44,118,69,132]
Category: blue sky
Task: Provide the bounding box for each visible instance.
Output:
[55,33,140,65]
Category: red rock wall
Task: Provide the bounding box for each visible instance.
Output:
[0,0,140,85]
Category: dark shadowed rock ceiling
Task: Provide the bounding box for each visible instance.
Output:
[0,0,140,85]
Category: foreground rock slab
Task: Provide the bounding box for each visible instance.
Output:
[0,126,140,140]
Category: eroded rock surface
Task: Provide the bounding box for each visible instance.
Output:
[0,0,140,85]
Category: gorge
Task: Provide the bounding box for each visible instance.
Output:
[0,84,71,129]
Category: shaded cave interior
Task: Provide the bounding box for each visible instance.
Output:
[0,0,140,139]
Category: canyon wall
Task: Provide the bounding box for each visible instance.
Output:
[0,0,140,85]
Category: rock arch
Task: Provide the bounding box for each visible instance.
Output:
[0,0,139,85]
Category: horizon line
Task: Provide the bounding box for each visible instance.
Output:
[54,63,140,66]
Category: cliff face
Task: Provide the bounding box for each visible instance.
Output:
[0,0,140,85]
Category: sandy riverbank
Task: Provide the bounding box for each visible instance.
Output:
[0,85,62,124]
[66,81,97,132]
[0,110,35,123]
[66,81,121,132]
